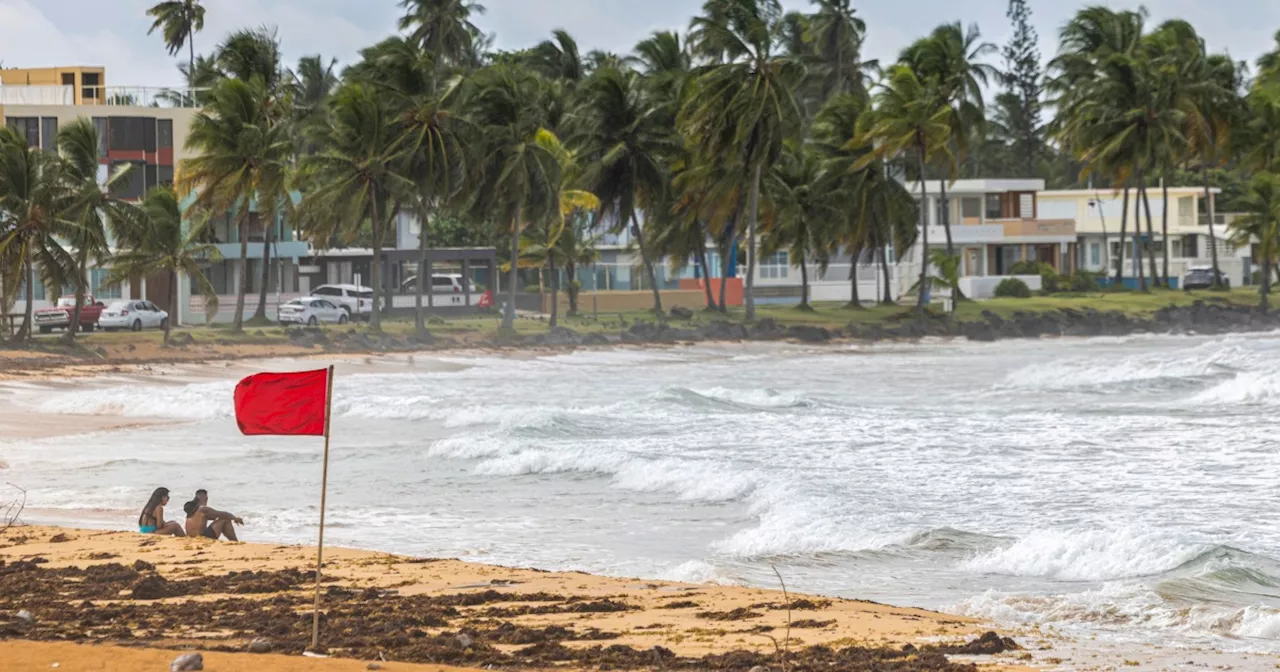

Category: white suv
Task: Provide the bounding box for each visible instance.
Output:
[401,274,476,293]
[311,284,374,322]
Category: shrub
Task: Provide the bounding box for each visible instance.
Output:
[995,277,1032,298]
[1069,271,1100,293]
[1008,260,1043,275]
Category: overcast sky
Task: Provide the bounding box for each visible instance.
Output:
[2,0,1278,90]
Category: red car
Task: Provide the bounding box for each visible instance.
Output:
[34,295,106,333]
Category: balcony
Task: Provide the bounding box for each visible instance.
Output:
[0,85,206,108]
[997,219,1076,239]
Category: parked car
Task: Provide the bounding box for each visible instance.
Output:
[98,300,169,332]
[1183,266,1231,290]
[34,295,105,333]
[278,297,349,326]
[311,284,373,321]
[400,274,476,294]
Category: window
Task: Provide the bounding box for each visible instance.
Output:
[7,118,39,147]
[1090,243,1101,266]
[82,72,101,101]
[985,193,1003,220]
[157,165,174,187]
[760,251,789,279]
[108,160,146,200]
[1182,234,1199,259]
[157,119,173,149]
[61,73,75,87]
[1019,193,1035,218]
[314,287,342,297]
[1178,197,1193,218]
[961,197,981,219]
[89,269,122,299]
[108,117,153,151]
[40,118,57,152]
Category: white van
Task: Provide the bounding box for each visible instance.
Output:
[311,284,374,322]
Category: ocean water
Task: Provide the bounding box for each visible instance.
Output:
[4,335,1280,655]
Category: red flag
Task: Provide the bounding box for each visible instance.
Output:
[234,369,329,436]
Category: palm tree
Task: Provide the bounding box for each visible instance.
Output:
[856,63,952,311]
[681,0,805,320]
[178,77,291,332]
[764,142,830,310]
[1230,173,1280,313]
[146,0,206,77]
[577,67,678,316]
[463,65,562,331]
[528,30,586,83]
[0,127,79,343]
[912,249,961,313]
[56,119,137,339]
[1186,53,1245,289]
[805,0,871,100]
[296,83,412,332]
[107,187,222,344]
[398,0,486,67]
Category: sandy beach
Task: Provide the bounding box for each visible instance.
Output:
[0,525,1025,671]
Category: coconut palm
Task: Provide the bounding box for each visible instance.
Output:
[764,142,831,310]
[295,83,412,331]
[912,249,961,313]
[1230,173,1280,313]
[464,65,562,331]
[146,0,206,77]
[56,119,138,339]
[107,187,221,344]
[398,0,486,67]
[805,0,871,99]
[577,66,679,316]
[681,0,805,320]
[855,63,952,311]
[178,77,291,332]
[1185,53,1245,288]
[0,126,80,343]
[528,30,586,83]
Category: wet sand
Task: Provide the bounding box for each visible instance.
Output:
[0,526,1027,671]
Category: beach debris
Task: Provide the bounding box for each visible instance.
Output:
[133,559,155,572]
[169,653,203,671]
[749,666,770,672]
[456,633,474,649]
[366,665,383,671]
[246,637,272,653]
[16,609,34,623]
[50,663,59,668]
[130,573,172,600]
[48,533,69,543]
[302,651,329,658]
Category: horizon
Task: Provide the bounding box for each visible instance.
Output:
[1,0,1277,91]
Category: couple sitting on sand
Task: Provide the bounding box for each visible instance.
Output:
[137,487,242,541]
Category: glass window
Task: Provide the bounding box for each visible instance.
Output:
[92,118,107,157]
[89,269,122,299]
[40,118,58,152]
[760,251,789,279]
[7,118,39,147]
[314,287,341,297]
[985,193,1003,220]
[1019,193,1035,218]
[82,72,101,101]
[108,160,146,200]
[1178,197,1193,217]
[157,119,173,149]
[961,197,981,219]
[1090,243,1101,266]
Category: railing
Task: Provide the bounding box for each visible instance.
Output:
[0,84,207,108]
[0,85,74,105]
[997,219,1076,237]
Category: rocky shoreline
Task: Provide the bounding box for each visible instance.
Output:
[280,299,1280,353]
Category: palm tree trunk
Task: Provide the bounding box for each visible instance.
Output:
[369,198,384,332]
[566,261,579,315]
[70,251,87,340]
[1161,178,1171,287]
[798,252,810,310]
[1116,184,1130,286]
[1141,181,1159,288]
[915,148,929,312]
[847,245,863,309]
[18,246,34,342]
[253,213,275,321]
[718,223,734,313]
[745,162,762,321]
[233,212,249,332]
[693,222,717,311]
[502,207,520,331]
[548,256,558,328]
[1262,257,1272,314]
[630,212,663,317]
[415,210,430,340]
[1135,174,1146,291]
[166,269,177,345]
[1203,167,1223,289]
[940,178,954,256]
[879,244,893,305]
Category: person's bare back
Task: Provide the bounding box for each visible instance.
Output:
[182,489,242,541]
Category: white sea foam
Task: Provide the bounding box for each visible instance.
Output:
[961,528,1210,582]
[1000,342,1256,392]
[1190,371,1280,405]
[34,381,236,420]
[659,560,739,585]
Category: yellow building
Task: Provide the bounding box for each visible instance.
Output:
[0,66,106,105]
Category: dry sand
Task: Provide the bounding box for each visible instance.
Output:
[0,526,1029,672]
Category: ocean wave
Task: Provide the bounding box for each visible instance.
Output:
[659,559,740,585]
[999,342,1255,393]
[1190,371,1280,405]
[655,386,820,410]
[961,527,1214,582]
[35,381,236,420]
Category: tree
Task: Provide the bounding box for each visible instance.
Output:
[578,67,678,316]
[398,0,486,68]
[1186,53,1245,288]
[146,0,206,78]
[528,30,586,83]
[681,0,805,320]
[1230,173,1280,312]
[179,77,291,332]
[764,141,831,310]
[1001,0,1044,176]
[107,187,222,344]
[805,0,870,100]
[464,65,562,331]
[56,119,137,340]
[912,249,961,313]
[856,63,952,311]
[296,83,411,332]
[0,127,79,343]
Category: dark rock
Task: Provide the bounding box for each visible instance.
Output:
[247,638,271,653]
[785,325,831,342]
[132,560,155,572]
[931,631,1019,655]
[409,330,437,345]
[581,333,610,346]
[16,609,33,623]
[130,573,172,600]
[669,306,694,320]
[167,332,195,346]
[457,633,474,649]
[169,653,203,672]
[539,327,582,346]
[749,319,785,340]
[699,321,749,341]
[961,321,997,342]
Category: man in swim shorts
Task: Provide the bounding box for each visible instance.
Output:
[183,489,243,541]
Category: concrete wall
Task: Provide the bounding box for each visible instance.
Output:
[959,275,1044,299]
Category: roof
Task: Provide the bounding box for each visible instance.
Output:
[907,178,1046,195]
[1040,186,1222,197]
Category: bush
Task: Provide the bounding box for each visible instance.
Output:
[1069,271,1100,293]
[995,277,1032,298]
[1008,260,1043,275]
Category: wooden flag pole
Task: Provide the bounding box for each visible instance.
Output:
[311,365,335,652]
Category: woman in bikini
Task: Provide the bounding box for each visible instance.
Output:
[138,487,185,536]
